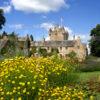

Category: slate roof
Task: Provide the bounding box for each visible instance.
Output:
[34,40,75,47]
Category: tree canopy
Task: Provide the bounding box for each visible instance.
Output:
[90,24,100,57]
[0,9,6,30]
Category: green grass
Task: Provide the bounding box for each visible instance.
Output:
[79,56,100,72]
[96,93,100,100]
[76,71,100,82]
[75,71,100,100]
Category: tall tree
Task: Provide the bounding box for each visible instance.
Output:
[30,34,34,41]
[0,9,6,30]
[90,24,100,57]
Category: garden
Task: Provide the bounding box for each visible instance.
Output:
[0,56,100,100]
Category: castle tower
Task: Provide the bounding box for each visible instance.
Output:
[2,31,8,40]
[49,25,69,41]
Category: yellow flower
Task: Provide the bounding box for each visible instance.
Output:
[1,92,4,95]
[19,82,25,86]
[1,82,4,85]
[90,96,94,100]
[6,91,10,95]
[9,92,13,95]
[18,92,21,95]
[17,86,21,89]
[23,88,26,93]
[26,92,30,95]
[18,97,22,100]
[27,82,30,85]
[13,89,16,93]
[32,86,35,90]
[12,81,15,84]
[11,98,14,100]
[0,97,4,100]
[33,81,36,84]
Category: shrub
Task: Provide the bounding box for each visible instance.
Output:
[79,56,100,72]
[0,57,92,99]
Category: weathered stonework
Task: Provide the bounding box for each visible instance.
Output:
[33,26,87,61]
[49,26,69,41]
[0,26,87,61]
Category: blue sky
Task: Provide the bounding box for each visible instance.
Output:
[0,0,100,43]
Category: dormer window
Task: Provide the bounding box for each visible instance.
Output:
[55,33,57,35]
[77,46,80,49]
[60,47,62,50]
[49,34,51,36]
[65,47,68,50]
[47,47,49,50]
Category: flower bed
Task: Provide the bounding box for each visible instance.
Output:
[0,57,93,100]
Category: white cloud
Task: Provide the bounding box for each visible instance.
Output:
[40,22,54,31]
[11,0,68,13]
[40,22,90,43]
[45,36,50,41]
[64,26,74,40]
[0,5,12,13]
[75,34,90,43]
[40,22,74,41]
[64,27,73,34]
[8,24,24,30]
[65,27,90,43]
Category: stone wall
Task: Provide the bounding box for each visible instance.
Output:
[49,26,68,41]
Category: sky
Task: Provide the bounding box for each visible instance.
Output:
[0,0,100,43]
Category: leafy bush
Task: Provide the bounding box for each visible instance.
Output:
[79,56,100,72]
[80,64,100,72]
[0,57,92,99]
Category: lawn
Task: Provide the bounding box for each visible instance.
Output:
[74,71,100,100]
[77,71,100,82]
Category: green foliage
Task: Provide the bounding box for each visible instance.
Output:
[0,32,20,58]
[0,57,95,99]
[68,51,77,59]
[79,56,100,72]
[90,24,100,57]
[47,48,59,56]
[30,34,34,41]
[8,32,17,39]
[51,48,59,54]
[30,46,36,56]
[90,24,100,36]
[48,72,79,87]
[0,9,6,30]
[0,39,17,57]
[15,49,25,57]
[90,40,100,56]
[38,47,48,57]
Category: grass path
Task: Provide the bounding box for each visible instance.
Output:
[76,71,100,82]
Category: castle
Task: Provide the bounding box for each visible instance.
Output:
[33,25,87,61]
[0,25,87,61]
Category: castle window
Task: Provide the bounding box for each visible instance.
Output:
[47,47,49,50]
[60,47,62,50]
[55,33,57,35]
[60,54,62,58]
[65,54,68,57]
[77,46,80,49]
[65,47,68,50]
